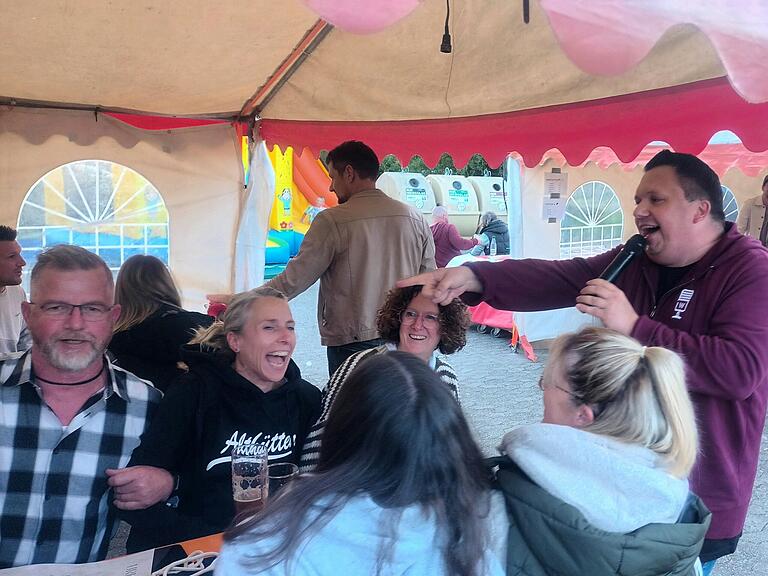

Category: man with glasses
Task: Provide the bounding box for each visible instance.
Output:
[0,225,31,354]
[0,245,162,568]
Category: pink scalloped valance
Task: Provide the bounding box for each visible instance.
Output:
[260,77,768,169]
[540,143,768,178]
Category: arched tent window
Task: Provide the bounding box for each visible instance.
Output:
[17,160,169,287]
[560,181,624,259]
[721,185,739,223]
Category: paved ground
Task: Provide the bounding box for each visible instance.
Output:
[289,282,767,576]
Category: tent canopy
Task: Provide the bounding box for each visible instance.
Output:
[2,0,767,166]
[2,0,767,300]
[0,1,317,117]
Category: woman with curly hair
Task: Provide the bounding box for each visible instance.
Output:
[299,284,470,471]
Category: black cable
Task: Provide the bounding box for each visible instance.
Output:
[440,0,452,53]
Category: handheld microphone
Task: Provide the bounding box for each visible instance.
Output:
[598,234,648,284]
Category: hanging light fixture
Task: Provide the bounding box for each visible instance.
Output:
[440,0,452,53]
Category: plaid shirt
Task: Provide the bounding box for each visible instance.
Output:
[0,351,162,568]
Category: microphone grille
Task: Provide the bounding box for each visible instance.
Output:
[626,233,647,251]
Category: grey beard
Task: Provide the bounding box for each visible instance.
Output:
[40,340,102,372]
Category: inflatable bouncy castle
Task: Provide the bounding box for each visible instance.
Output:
[265,146,337,277]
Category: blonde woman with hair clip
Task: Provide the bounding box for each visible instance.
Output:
[492,327,711,576]
[109,255,213,391]
[112,287,321,554]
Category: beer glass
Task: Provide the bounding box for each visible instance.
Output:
[267,462,299,495]
[231,442,269,516]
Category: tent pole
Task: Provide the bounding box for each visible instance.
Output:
[240,20,333,118]
[504,154,523,258]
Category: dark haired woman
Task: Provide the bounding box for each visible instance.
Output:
[300,284,470,471]
[216,352,506,576]
[109,254,213,391]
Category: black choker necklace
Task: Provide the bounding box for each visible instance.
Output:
[34,360,107,386]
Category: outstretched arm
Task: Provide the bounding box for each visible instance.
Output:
[208,213,337,303]
[401,249,615,309]
[447,225,477,251]
[397,266,483,305]
[266,213,337,299]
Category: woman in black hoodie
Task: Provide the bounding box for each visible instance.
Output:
[109,254,213,391]
[109,287,321,552]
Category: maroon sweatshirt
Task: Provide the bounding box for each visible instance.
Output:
[464,222,768,540]
[430,220,477,268]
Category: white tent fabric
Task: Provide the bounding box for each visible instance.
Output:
[0,107,242,307]
[234,140,274,292]
[0,1,728,120]
[1,0,767,299]
[0,1,319,116]
[257,3,724,122]
[504,156,523,259]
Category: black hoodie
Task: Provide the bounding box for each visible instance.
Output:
[108,305,214,391]
[121,344,321,551]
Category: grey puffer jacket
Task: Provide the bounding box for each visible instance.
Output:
[493,458,710,576]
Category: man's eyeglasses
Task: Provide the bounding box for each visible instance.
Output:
[401,309,440,328]
[30,302,114,321]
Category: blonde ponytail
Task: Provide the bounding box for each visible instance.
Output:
[189,320,228,350]
[553,327,698,478]
[642,346,698,477]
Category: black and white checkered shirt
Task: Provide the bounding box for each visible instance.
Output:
[0,351,162,568]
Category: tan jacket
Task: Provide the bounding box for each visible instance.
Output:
[267,189,436,346]
[736,194,768,244]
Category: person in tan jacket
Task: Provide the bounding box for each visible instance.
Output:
[211,141,436,376]
[736,175,768,246]
[268,141,435,374]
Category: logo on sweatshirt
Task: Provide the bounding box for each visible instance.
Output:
[205,430,296,471]
[671,289,695,320]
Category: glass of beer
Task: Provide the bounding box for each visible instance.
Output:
[267,462,299,495]
[231,442,269,517]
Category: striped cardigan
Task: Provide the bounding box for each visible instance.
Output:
[299,345,460,472]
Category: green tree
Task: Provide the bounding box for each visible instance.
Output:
[380,152,502,177]
[406,155,430,176]
[378,154,402,176]
[433,152,458,175]
[460,153,502,177]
